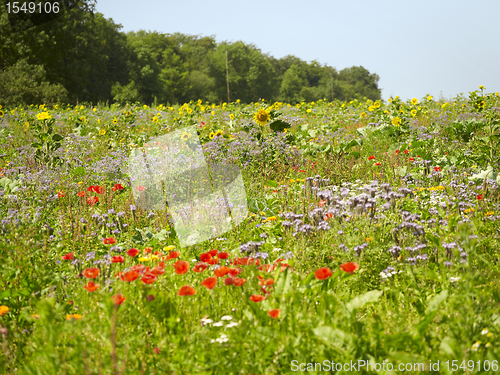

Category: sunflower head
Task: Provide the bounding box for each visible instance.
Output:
[181,131,192,141]
[254,108,271,126]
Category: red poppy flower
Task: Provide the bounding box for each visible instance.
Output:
[57,191,65,198]
[228,267,242,276]
[268,309,280,319]
[249,294,265,302]
[143,247,153,254]
[434,166,441,172]
[404,149,409,154]
[127,248,139,257]
[224,277,235,286]
[103,237,116,245]
[208,249,218,257]
[259,278,275,286]
[123,270,140,282]
[111,183,123,192]
[314,267,332,280]
[61,252,74,260]
[77,191,86,197]
[111,256,124,263]
[233,278,246,286]
[368,155,375,160]
[217,252,229,260]
[201,276,217,290]
[248,258,260,266]
[477,194,484,200]
[192,262,208,273]
[111,293,126,305]
[87,196,99,206]
[200,253,212,262]
[136,185,146,192]
[83,267,100,279]
[395,150,400,154]
[374,162,381,166]
[178,285,196,296]
[87,185,105,194]
[166,251,180,260]
[207,258,219,265]
[409,157,415,162]
[173,260,189,275]
[340,262,360,275]
[130,264,146,274]
[150,266,165,276]
[259,264,274,272]
[214,266,230,277]
[84,281,100,292]
[154,347,160,354]
[141,272,157,284]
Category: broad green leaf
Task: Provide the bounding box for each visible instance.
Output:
[269,119,291,133]
[425,289,448,315]
[346,290,382,312]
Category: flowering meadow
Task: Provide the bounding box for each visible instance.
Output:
[1,88,500,374]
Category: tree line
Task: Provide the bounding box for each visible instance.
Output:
[0,1,382,107]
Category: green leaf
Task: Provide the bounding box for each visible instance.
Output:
[265,180,277,188]
[425,289,448,315]
[72,167,86,176]
[346,290,382,312]
[269,120,291,132]
[52,134,63,142]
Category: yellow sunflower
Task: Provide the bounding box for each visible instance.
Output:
[392,117,401,126]
[36,112,51,121]
[215,129,223,137]
[181,131,192,141]
[254,108,271,126]
[209,132,215,140]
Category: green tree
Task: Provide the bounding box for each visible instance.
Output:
[0,58,68,107]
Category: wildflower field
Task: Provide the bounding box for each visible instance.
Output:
[1,88,500,374]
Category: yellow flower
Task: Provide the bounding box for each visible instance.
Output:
[36,112,51,121]
[92,108,97,112]
[66,313,82,320]
[80,116,86,123]
[236,99,240,103]
[479,85,484,89]
[0,110,4,117]
[54,105,58,110]
[186,108,192,114]
[360,112,367,118]
[368,106,374,112]
[113,117,118,124]
[392,117,401,126]
[97,119,101,124]
[306,109,312,113]
[0,305,9,316]
[388,98,392,103]
[153,116,158,122]
[254,108,271,126]
[99,129,106,136]
[211,111,215,116]
[296,104,300,108]
[164,245,176,251]
[411,98,418,105]
[143,105,148,108]
[411,109,417,117]
[209,132,215,140]
[181,131,192,141]
[442,102,449,108]
[215,129,223,137]
[374,102,380,108]
[229,113,235,120]
[427,96,433,100]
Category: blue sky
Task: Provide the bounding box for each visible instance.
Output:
[95,0,500,101]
